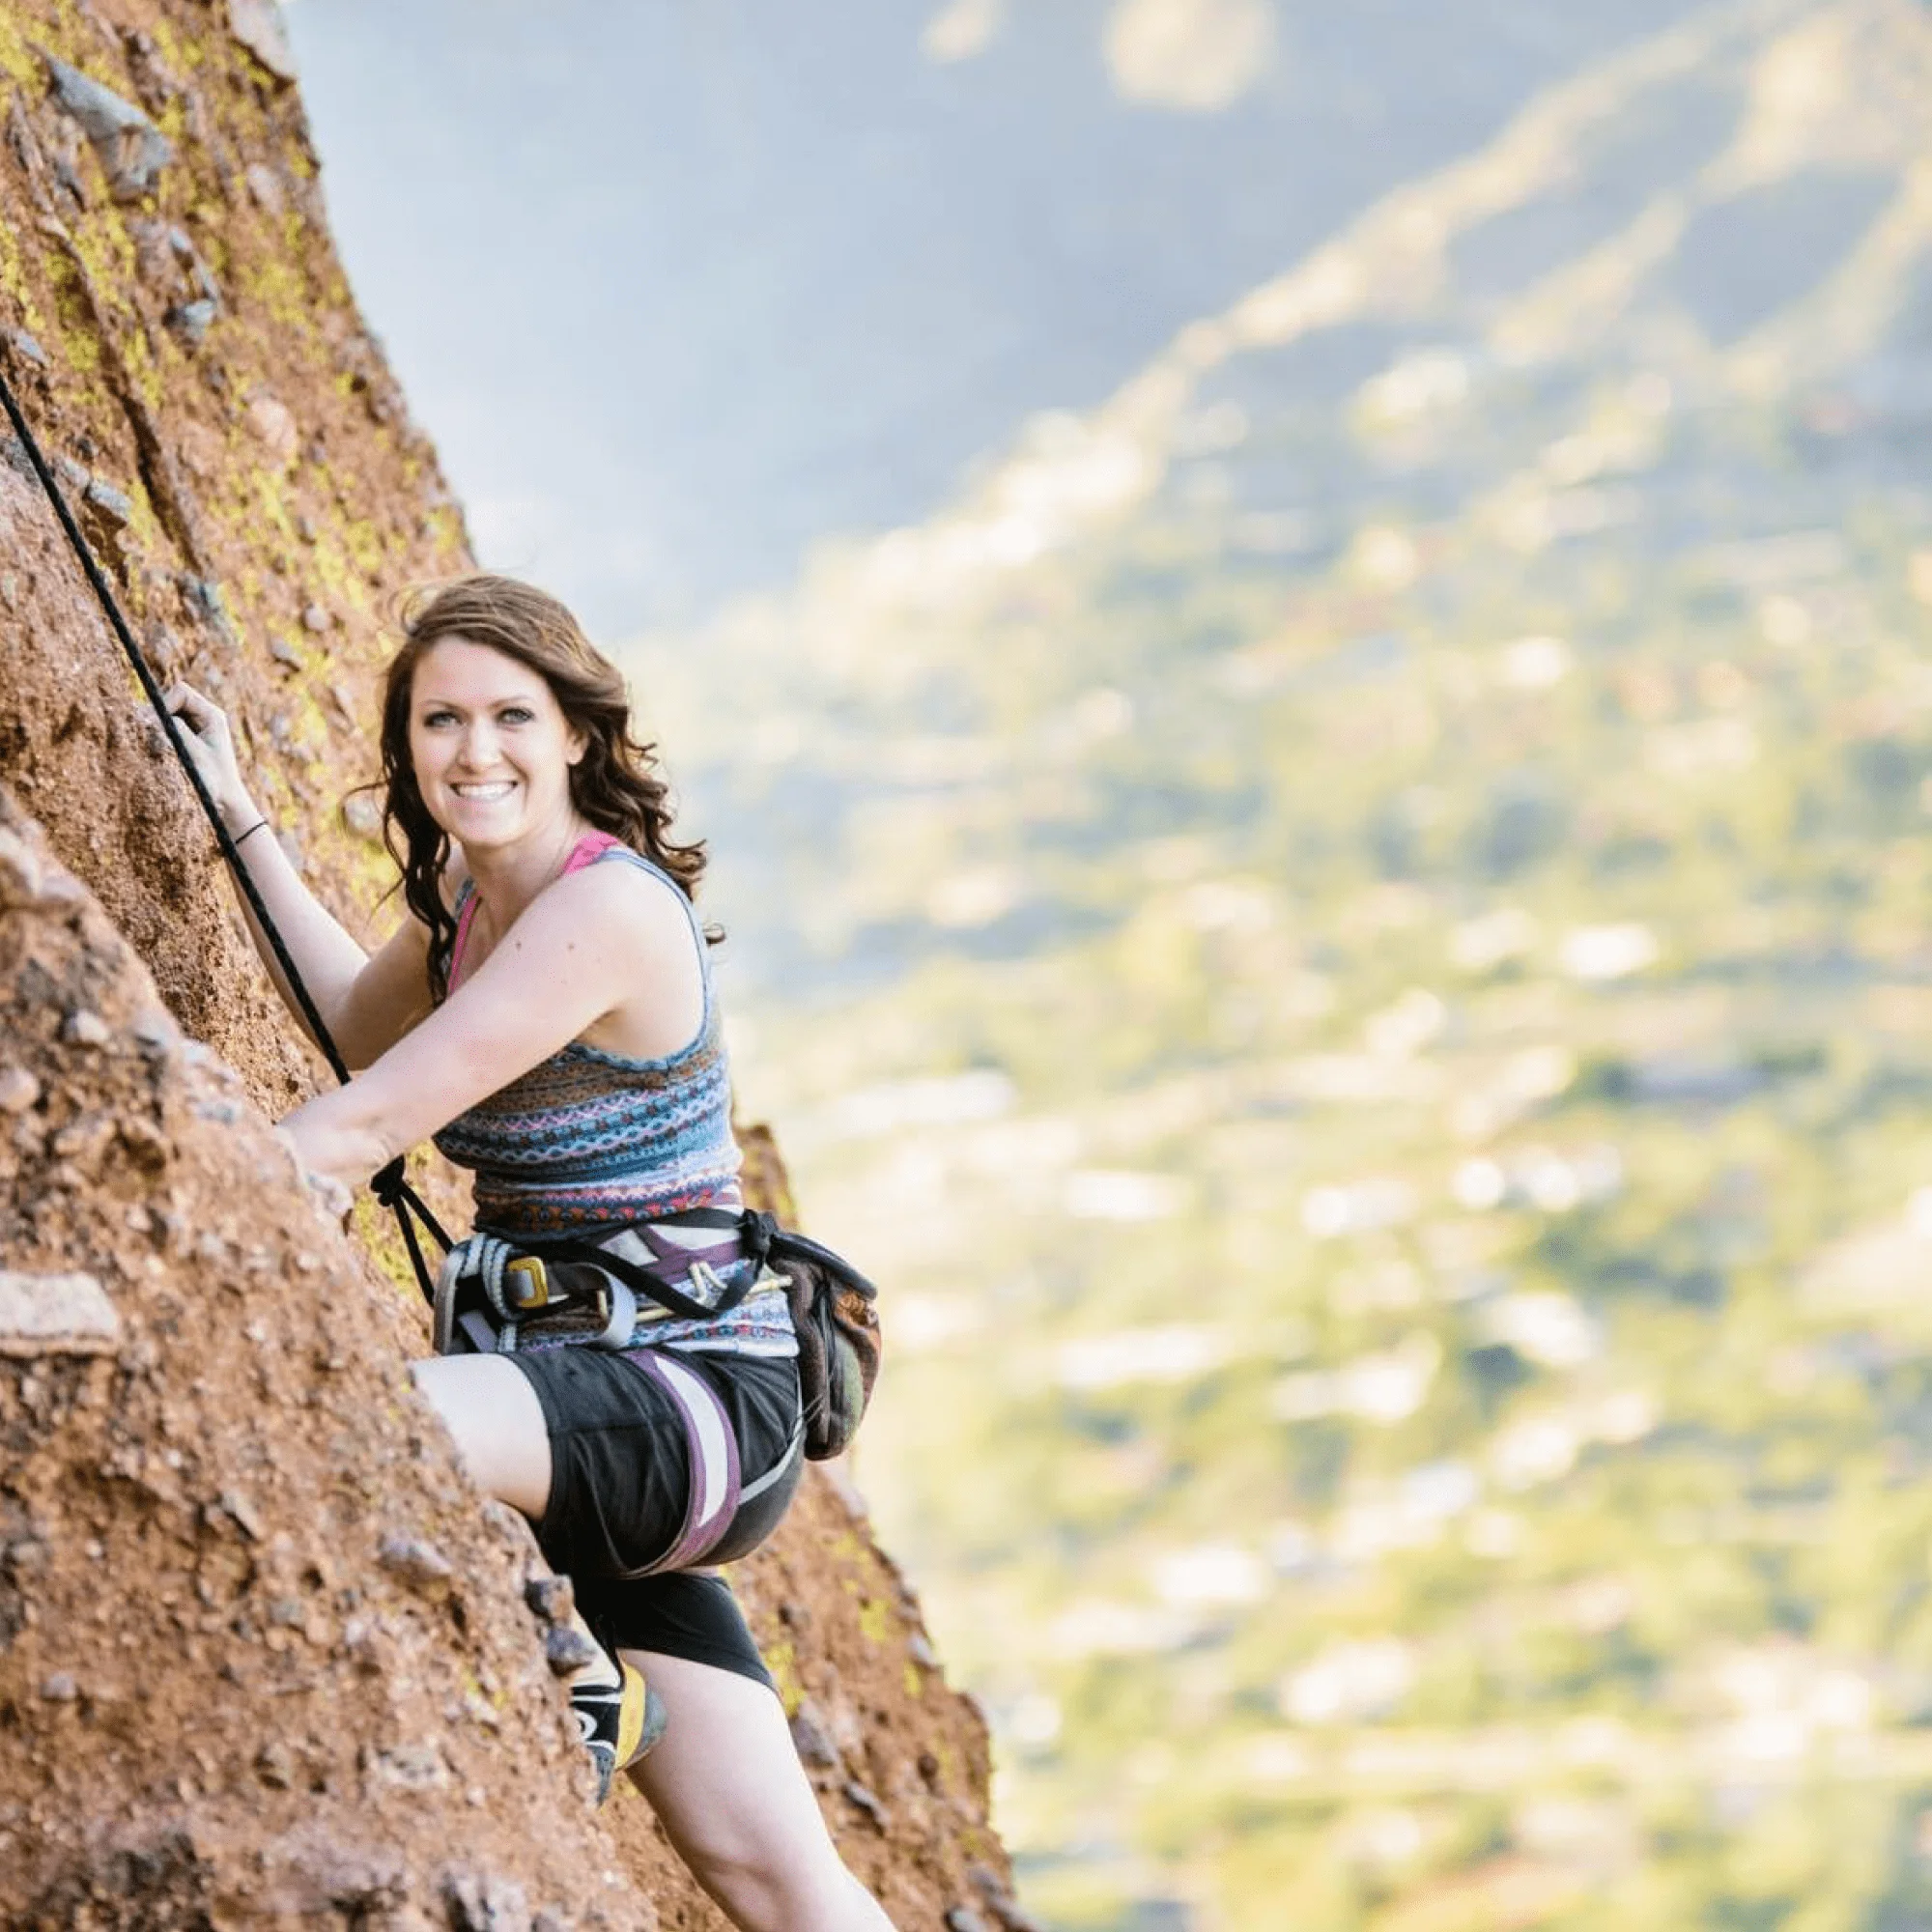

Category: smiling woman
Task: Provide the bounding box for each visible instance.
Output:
[162,576,895,1932]
[414,649,581,846]
[374,576,711,1011]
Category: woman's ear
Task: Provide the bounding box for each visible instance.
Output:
[566,724,588,767]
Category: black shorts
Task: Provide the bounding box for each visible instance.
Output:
[509,1347,804,1690]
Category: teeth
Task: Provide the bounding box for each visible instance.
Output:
[454,782,514,800]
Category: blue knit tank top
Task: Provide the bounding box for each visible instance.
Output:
[431,835,744,1237]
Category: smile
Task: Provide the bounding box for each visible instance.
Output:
[452,781,516,801]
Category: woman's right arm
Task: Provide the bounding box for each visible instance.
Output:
[166,682,432,1069]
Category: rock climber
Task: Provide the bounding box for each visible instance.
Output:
[167,574,895,1932]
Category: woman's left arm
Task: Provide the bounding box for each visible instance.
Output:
[277,865,692,1184]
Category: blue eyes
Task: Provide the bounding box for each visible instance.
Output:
[422,706,535,727]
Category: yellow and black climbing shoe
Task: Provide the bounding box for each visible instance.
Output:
[570,1654,668,1804]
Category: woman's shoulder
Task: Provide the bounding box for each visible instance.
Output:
[554,842,696,933]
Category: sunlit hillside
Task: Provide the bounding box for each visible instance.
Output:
[639,1,1932,1925]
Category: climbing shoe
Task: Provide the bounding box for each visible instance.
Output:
[570,1653,668,1804]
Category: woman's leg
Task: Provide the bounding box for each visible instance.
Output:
[410,1353,553,1519]
[624,1650,895,1932]
[412,1354,658,1793]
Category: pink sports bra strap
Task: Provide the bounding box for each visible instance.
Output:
[562,830,623,875]
[448,883,481,989]
[446,832,624,991]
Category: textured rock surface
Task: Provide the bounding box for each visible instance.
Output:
[0,4,1004,1925]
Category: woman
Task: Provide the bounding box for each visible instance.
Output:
[168,575,893,1932]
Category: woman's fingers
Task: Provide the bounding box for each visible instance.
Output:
[270,1126,354,1228]
[159,681,252,816]
[164,681,221,734]
[306,1169,355,1228]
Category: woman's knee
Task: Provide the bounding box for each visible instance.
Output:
[647,1817,859,1932]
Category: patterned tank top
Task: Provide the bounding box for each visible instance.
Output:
[432,834,792,1359]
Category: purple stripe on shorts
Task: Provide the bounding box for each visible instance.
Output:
[622,1349,742,1573]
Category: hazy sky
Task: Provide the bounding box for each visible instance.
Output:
[286,0,1703,636]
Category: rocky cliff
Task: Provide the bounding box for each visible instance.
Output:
[0,4,1008,1925]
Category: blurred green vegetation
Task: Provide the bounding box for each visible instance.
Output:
[639,8,1932,1927]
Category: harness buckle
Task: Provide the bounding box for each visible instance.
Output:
[506,1253,551,1311]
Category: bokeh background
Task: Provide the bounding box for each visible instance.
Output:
[291,3,1932,1927]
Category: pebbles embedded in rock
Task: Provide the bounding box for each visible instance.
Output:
[243,161,286,214]
[0,827,45,908]
[366,1742,449,1794]
[130,1007,179,1051]
[543,1625,599,1677]
[840,1779,888,1830]
[788,1702,839,1768]
[440,1865,531,1932]
[181,577,241,650]
[50,1113,114,1166]
[82,478,133,527]
[3,1536,49,1579]
[0,1270,119,1357]
[377,1532,454,1593]
[969,1866,1044,1932]
[213,1490,266,1542]
[41,55,174,203]
[61,1009,109,1047]
[0,1067,39,1114]
[142,621,185,684]
[4,329,47,368]
[165,298,217,346]
[523,1575,574,1626]
[301,603,331,634]
[340,792,383,841]
[115,1117,169,1173]
[227,0,299,82]
[247,393,298,467]
[39,1672,78,1703]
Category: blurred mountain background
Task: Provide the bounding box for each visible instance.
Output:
[295,2,1932,1927]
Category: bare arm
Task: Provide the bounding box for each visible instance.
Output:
[165,682,432,1068]
[279,863,701,1184]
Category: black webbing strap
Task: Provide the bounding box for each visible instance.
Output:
[0,361,451,1299]
[530,1236,757,1323]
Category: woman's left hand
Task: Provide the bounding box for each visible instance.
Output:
[271,1123,355,1228]
[163,682,257,834]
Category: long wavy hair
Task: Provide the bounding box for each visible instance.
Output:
[376,574,709,1000]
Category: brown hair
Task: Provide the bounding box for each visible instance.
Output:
[375,575,708,999]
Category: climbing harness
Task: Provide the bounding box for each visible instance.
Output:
[0,359,453,1298]
[437,1206,882,1463]
[435,1209,779,1570]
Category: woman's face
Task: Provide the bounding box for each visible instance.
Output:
[408,636,585,854]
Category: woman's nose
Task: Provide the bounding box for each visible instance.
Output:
[457,722,497,767]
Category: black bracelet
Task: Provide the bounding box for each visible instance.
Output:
[232,819,270,849]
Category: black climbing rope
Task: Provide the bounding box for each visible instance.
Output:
[0,359,451,1300]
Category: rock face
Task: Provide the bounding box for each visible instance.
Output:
[0,5,1004,1926]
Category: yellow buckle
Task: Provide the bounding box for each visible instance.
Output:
[506,1254,550,1312]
